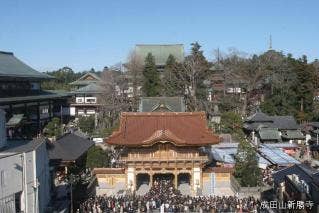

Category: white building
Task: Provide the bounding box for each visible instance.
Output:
[69,73,102,117]
[0,117,50,213]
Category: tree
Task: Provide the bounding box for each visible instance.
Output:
[43,117,62,138]
[165,42,211,111]
[234,139,261,187]
[86,146,111,169]
[183,42,211,111]
[78,116,95,135]
[142,53,161,96]
[162,54,180,96]
[98,69,130,129]
[220,112,245,140]
[42,67,79,90]
[125,50,144,110]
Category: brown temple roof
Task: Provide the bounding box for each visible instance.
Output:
[107,112,220,146]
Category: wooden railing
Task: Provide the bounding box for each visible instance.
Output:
[120,156,208,162]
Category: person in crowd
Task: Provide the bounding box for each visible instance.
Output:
[78,179,261,213]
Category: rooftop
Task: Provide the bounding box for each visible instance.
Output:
[0,138,46,158]
[107,111,220,146]
[139,97,186,112]
[0,51,52,79]
[69,72,102,86]
[47,133,94,162]
[273,164,319,185]
[0,90,71,104]
[72,83,103,94]
[135,44,184,66]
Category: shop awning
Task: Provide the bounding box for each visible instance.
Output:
[6,114,24,127]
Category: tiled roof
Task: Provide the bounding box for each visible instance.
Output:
[107,112,220,146]
[69,72,101,86]
[0,138,46,154]
[282,130,305,140]
[0,90,71,104]
[72,83,103,94]
[273,164,318,185]
[47,133,94,162]
[270,116,300,130]
[258,128,281,141]
[135,44,184,66]
[0,51,52,79]
[139,97,186,112]
[246,112,272,122]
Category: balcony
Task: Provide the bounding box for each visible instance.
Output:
[120,155,208,163]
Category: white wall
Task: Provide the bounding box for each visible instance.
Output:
[0,154,23,198]
[0,142,50,213]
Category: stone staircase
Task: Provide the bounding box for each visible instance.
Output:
[136,184,150,195]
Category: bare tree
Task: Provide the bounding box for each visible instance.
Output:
[98,70,130,129]
[125,50,144,111]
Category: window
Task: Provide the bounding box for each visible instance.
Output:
[1,170,6,187]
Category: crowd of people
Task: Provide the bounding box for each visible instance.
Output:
[261,168,274,186]
[78,179,261,213]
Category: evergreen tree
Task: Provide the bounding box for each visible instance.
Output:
[43,117,62,138]
[162,54,180,96]
[86,146,111,169]
[234,139,261,187]
[78,116,95,135]
[142,53,161,96]
[183,42,211,111]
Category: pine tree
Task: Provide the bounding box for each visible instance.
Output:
[162,54,180,96]
[234,139,261,187]
[142,53,161,96]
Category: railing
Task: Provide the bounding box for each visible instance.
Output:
[120,156,208,162]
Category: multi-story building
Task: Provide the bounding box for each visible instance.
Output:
[0,51,71,138]
[95,111,220,196]
[69,72,102,117]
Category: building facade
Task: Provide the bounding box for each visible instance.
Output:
[69,72,103,117]
[0,51,71,138]
[97,112,219,196]
[0,138,51,213]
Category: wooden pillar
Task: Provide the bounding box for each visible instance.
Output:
[150,173,153,187]
[174,172,178,188]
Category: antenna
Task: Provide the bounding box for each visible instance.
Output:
[269,35,272,50]
[217,48,220,64]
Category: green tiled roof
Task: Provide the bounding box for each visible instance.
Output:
[69,72,101,86]
[259,128,281,140]
[0,90,71,104]
[282,130,305,140]
[135,44,184,66]
[0,51,53,79]
[72,83,103,94]
[139,97,186,112]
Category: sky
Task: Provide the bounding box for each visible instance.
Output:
[0,0,318,72]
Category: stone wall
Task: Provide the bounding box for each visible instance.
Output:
[230,175,272,199]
